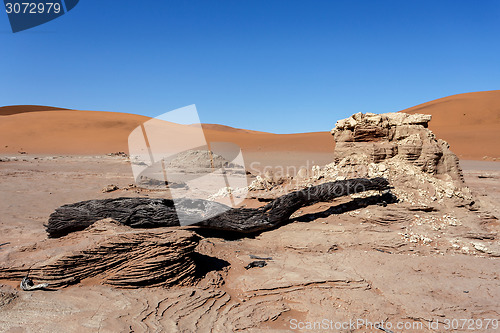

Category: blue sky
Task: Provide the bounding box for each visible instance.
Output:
[1,0,499,133]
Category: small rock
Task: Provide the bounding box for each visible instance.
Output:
[245,261,267,269]
[102,184,119,193]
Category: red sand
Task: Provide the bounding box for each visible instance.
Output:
[1,90,499,160]
[401,90,500,160]
[0,106,334,155]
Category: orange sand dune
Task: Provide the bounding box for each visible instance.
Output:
[200,123,269,134]
[1,91,498,160]
[0,108,333,155]
[0,110,150,155]
[400,90,500,160]
[0,105,70,116]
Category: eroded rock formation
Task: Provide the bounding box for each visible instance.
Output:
[324,112,475,208]
[247,112,475,209]
[0,177,390,289]
[0,220,200,289]
[331,112,463,181]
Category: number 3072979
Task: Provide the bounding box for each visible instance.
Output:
[5,2,62,14]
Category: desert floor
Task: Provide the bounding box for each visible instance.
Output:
[0,154,499,332]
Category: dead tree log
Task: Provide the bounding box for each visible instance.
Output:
[46,177,390,238]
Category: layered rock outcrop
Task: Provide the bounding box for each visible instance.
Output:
[248,112,474,208]
[0,220,200,289]
[331,112,463,181]
[319,112,474,207]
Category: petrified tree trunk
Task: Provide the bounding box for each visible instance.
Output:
[46,177,390,238]
[1,178,390,289]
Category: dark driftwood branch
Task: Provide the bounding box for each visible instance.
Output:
[46,177,390,238]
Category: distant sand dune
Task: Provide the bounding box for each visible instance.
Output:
[0,107,333,156]
[1,90,498,160]
[400,90,500,160]
[0,105,70,116]
[0,110,149,155]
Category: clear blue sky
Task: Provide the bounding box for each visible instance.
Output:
[1,0,499,133]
